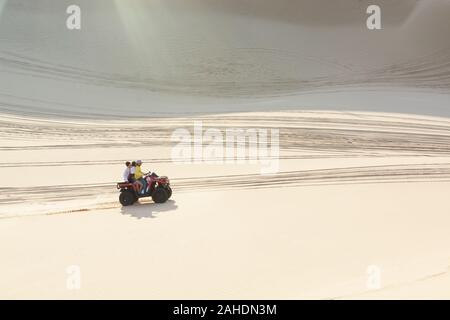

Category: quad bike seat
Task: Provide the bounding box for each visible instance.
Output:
[117,182,134,189]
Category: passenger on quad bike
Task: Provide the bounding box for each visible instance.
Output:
[123,161,131,182]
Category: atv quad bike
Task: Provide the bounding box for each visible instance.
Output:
[117,173,172,206]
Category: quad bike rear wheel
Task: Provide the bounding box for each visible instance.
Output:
[119,190,136,206]
[165,186,172,199]
[152,187,168,203]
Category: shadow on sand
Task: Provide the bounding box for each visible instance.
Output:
[120,199,178,219]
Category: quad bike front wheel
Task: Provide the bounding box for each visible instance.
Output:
[152,187,168,203]
[119,190,136,206]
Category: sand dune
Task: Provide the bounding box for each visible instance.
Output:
[2,111,450,214]
[1,1,450,299]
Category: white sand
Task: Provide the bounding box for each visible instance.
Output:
[1,111,450,299]
[1,182,450,299]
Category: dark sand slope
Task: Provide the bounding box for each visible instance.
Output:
[0,0,449,116]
